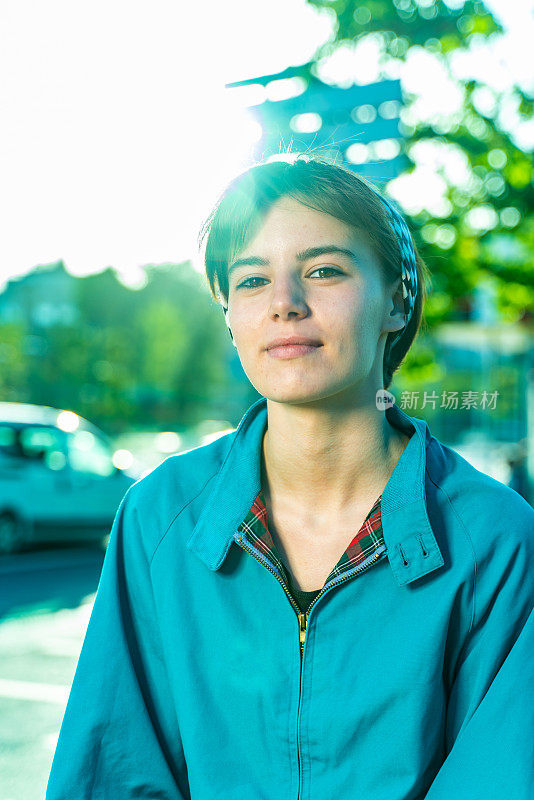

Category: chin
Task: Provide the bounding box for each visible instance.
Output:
[250,380,320,404]
[256,379,349,406]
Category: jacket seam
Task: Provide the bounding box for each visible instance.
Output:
[148,470,220,567]
[133,507,190,785]
[425,466,477,643]
[147,417,255,565]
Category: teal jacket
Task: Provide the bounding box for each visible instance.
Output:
[46,397,534,799]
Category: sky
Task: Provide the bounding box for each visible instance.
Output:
[0,0,533,292]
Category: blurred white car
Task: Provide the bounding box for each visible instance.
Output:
[0,402,139,554]
[113,419,236,477]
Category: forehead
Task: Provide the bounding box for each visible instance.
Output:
[255,196,349,233]
[234,196,371,257]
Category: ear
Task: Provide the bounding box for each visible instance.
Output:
[385,277,405,334]
[221,304,238,349]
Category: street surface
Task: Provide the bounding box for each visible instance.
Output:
[0,544,104,800]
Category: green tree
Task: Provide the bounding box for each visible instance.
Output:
[0,322,29,399]
[306,0,534,324]
[0,261,233,432]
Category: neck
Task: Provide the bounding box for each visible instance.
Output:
[260,398,410,516]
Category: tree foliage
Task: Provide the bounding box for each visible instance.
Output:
[306,0,534,324]
[0,263,234,432]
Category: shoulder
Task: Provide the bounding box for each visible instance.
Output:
[425,432,534,570]
[119,428,237,555]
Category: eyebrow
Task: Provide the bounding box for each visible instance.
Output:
[227,245,360,277]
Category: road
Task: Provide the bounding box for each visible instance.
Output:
[0,544,104,800]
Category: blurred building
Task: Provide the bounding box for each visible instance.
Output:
[394,274,533,504]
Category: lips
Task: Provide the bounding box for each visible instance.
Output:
[265,338,322,350]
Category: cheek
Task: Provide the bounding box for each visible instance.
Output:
[231,304,263,347]
[328,291,370,336]
[349,284,384,329]
[331,295,383,359]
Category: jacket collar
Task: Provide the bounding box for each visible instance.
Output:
[187,396,444,586]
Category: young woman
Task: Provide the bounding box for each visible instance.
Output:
[46,156,534,800]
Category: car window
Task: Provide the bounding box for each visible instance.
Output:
[0,425,21,458]
[18,426,67,470]
[67,430,115,477]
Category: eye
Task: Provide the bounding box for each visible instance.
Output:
[235,276,268,290]
[235,266,344,290]
[308,266,344,279]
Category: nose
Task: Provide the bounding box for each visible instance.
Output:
[268,275,310,320]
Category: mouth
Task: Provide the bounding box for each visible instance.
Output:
[266,343,323,360]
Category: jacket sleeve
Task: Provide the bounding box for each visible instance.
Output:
[424,513,534,800]
[45,486,190,800]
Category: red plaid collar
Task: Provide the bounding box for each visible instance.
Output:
[236,490,386,591]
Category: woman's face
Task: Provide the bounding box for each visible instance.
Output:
[225,196,404,407]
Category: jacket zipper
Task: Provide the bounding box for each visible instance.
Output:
[234,533,387,800]
[234,534,301,615]
[233,535,305,799]
[297,545,387,650]
[235,535,386,653]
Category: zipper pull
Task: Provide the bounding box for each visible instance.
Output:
[298,612,309,650]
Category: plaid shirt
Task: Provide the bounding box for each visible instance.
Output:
[234,490,388,631]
